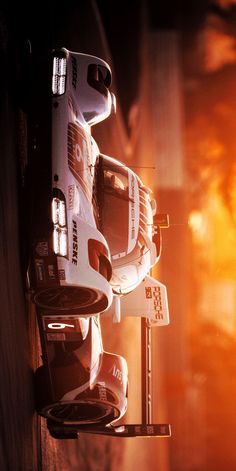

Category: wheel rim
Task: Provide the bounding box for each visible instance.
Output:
[34,286,98,311]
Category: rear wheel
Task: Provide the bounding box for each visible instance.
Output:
[43,401,117,425]
[35,368,118,425]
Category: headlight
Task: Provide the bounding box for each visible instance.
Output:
[52,194,68,257]
[52,56,67,95]
[52,198,66,226]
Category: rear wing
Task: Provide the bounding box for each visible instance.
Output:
[47,421,171,439]
[104,275,170,325]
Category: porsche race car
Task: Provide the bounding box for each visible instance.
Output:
[27,47,169,317]
[26,47,171,439]
[35,313,129,438]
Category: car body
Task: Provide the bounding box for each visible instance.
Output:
[26,47,170,438]
[28,47,167,315]
[35,313,128,431]
[28,48,116,315]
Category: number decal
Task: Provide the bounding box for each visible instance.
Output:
[48,322,75,330]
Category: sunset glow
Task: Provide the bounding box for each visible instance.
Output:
[188,210,208,240]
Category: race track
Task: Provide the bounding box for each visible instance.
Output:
[0,3,127,470]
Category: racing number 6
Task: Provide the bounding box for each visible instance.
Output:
[48,322,75,329]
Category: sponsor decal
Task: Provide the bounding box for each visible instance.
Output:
[134,425,155,435]
[109,363,124,384]
[43,317,77,332]
[58,269,66,280]
[130,175,135,239]
[146,425,155,435]
[48,264,56,279]
[35,241,48,257]
[47,322,75,329]
[145,286,164,320]
[97,382,107,402]
[72,219,78,265]
[35,259,45,282]
[145,287,152,299]
[68,185,75,210]
[46,333,66,341]
[67,123,92,200]
[71,56,77,89]
[75,143,83,162]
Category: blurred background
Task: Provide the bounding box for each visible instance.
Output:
[99,2,236,469]
[1,0,236,470]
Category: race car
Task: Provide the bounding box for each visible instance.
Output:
[32,281,170,441]
[27,48,116,315]
[34,313,128,438]
[26,47,171,439]
[27,47,169,316]
[34,291,170,440]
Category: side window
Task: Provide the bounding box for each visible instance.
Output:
[87,64,111,97]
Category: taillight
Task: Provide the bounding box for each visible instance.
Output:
[52,191,68,257]
[88,239,112,281]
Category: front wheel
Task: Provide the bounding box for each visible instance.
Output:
[34,286,109,315]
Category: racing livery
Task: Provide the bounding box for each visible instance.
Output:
[26,47,171,439]
[35,314,128,433]
[28,47,168,316]
[28,49,115,315]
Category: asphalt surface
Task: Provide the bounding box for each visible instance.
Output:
[0,52,37,471]
[0,9,42,467]
[0,3,128,470]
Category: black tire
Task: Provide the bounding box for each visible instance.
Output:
[34,286,109,315]
[49,429,78,440]
[42,400,117,425]
[35,368,118,425]
[47,419,78,439]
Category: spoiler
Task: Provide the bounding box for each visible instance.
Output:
[47,420,171,439]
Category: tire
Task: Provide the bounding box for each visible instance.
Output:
[34,286,109,315]
[47,419,78,439]
[39,399,118,426]
[49,429,78,440]
[35,368,118,425]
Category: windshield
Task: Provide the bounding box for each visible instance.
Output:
[102,178,129,256]
[96,155,136,257]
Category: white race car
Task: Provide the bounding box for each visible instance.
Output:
[34,307,170,440]
[26,47,170,439]
[34,314,129,439]
[27,47,169,316]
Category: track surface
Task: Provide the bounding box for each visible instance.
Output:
[0,3,128,470]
